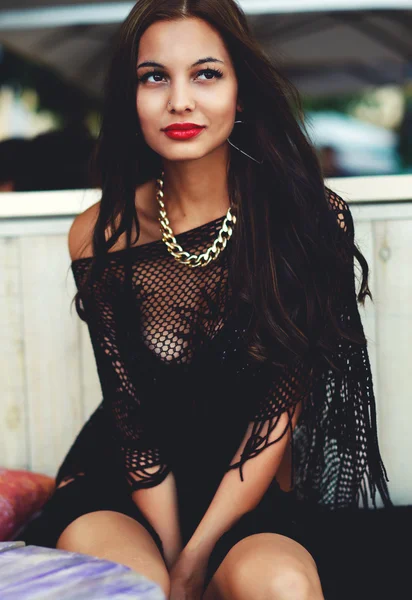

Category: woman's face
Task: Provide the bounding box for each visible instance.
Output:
[136,17,240,163]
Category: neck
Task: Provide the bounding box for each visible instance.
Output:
[160,144,231,227]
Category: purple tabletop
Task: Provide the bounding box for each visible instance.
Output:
[0,541,166,599]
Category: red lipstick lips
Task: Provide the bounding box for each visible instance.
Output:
[163,122,206,140]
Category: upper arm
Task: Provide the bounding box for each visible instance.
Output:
[68,201,100,262]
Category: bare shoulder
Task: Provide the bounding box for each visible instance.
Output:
[68,179,159,261]
[68,200,101,261]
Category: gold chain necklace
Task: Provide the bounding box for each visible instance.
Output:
[156,171,237,268]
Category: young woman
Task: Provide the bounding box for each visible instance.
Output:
[19,1,391,598]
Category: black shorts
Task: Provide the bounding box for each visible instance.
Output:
[16,473,333,595]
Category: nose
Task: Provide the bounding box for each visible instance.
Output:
[168,78,195,113]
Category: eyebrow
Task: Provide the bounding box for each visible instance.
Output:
[136,57,224,70]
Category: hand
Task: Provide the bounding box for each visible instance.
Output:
[169,548,210,600]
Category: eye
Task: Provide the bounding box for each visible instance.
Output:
[137,67,223,85]
[196,68,223,81]
[137,70,166,84]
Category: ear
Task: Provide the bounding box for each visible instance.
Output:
[236,99,244,113]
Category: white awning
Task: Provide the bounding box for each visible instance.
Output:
[0,2,411,97]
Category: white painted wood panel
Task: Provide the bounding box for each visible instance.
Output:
[373,219,412,506]
[0,237,29,469]
[19,235,83,476]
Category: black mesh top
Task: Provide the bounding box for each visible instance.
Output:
[69,189,391,511]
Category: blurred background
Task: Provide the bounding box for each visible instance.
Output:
[0,1,411,510]
[1,0,412,188]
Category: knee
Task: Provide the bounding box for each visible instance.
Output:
[268,561,321,600]
[227,545,322,600]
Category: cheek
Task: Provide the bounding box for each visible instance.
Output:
[209,92,238,136]
[136,91,161,131]
[205,83,238,121]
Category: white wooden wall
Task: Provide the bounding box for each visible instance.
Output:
[1,221,101,476]
[1,178,411,506]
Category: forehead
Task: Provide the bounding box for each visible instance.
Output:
[137,17,231,64]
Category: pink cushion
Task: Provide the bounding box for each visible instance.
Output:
[0,468,55,541]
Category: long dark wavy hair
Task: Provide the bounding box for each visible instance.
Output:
[72,0,371,373]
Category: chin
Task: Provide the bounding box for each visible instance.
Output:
[156,150,211,163]
[158,143,226,163]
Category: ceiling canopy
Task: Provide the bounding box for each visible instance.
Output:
[0,2,411,97]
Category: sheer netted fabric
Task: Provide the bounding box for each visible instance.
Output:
[67,188,391,509]
[70,218,234,492]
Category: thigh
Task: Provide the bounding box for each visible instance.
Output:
[16,473,164,560]
[56,510,170,597]
[204,532,323,600]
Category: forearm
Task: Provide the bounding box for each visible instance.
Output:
[132,470,183,568]
[183,409,297,558]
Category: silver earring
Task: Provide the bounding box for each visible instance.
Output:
[227,121,263,164]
